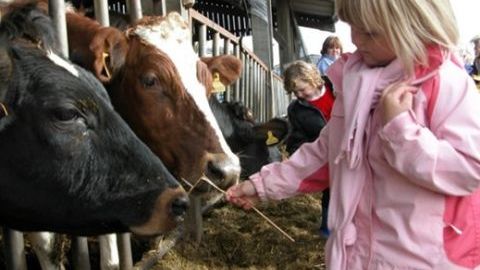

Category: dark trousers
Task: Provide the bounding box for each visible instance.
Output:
[320,188,330,230]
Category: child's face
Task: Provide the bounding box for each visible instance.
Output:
[326,46,342,59]
[351,26,396,67]
[292,81,321,101]
[474,41,480,57]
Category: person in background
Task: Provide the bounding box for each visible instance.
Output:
[471,35,480,66]
[316,35,343,75]
[283,60,335,238]
[226,0,480,269]
[468,35,480,89]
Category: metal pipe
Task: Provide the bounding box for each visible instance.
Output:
[72,237,91,270]
[213,32,220,56]
[48,0,69,58]
[128,0,143,23]
[93,0,110,26]
[3,228,27,270]
[118,233,133,270]
[198,24,207,57]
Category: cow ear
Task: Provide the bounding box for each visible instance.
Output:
[197,60,213,96]
[201,55,242,86]
[253,118,290,146]
[0,43,13,124]
[90,27,128,83]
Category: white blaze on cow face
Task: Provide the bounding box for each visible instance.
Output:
[134,13,239,166]
[47,51,79,77]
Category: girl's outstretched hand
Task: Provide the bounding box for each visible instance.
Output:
[380,81,418,125]
[225,180,259,210]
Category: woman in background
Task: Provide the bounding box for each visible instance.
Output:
[316,35,343,75]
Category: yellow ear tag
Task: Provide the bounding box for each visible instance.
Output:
[102,52,112,79]
[0,103,9,117]
[266,131,279,146]
[212,72,226,93]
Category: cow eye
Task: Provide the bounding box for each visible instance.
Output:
[140,73,158,88]
[52,108,79,122]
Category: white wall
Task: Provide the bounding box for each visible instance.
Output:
[301,0,480,59]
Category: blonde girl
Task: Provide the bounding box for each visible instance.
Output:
[227,1,480,269]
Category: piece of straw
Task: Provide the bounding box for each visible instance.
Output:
[198,177,295,242]
[180,178,201,196]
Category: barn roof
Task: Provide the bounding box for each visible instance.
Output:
[193,0,337,37]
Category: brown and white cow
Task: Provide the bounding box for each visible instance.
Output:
[66,10,241,192]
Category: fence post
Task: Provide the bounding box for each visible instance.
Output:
[48,0,69,58]
[72,237,91,270]
[118,233,133,270]
[3,228,27,270]
[184,195,203,243]
[93,0,110,26]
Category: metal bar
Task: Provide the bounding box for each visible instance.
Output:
[118,233,133,270]
[234,44,241,101]
[223,38,230,55]
[49,0,69,58]
[3,228,27,270]
[257,67,263,121]
[94,0,110,26]
[72,237,91,270]
[184,195,203,243]
[247,59,253,114]
[252,63,257,117]
[198,24,207,57]
[223,39,231,102]
[260,69,266,121]
[267,70,274,119]
[128,0,143,23]
[241,53,248,105]
[256,64,262,121]
[212,32,220,56]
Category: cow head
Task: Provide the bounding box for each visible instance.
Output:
[66,11,129,84]
[69,12,241,193]
[209,98,290,179]
[0,3,188,236]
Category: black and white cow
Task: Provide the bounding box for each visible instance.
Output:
[0,1,188,236]
[209,97,290,179]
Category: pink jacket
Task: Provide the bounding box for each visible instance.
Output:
[249,50,480,269]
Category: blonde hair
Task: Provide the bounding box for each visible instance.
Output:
[321,36,343,55]
[283,60,324,94]
[336,0,459,75]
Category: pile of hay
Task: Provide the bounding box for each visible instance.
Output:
[154,193,327,269]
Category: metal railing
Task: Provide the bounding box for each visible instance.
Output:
[189,9,291,122]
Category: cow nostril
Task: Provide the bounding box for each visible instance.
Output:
[207,161,225,180]
[171,196,189,218]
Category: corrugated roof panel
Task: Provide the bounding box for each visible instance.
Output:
[193,0,336,36]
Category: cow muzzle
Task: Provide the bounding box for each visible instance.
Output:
[129,187,189,236]
[204,152,240,190]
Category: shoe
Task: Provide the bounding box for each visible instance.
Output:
[319,227,330,239]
